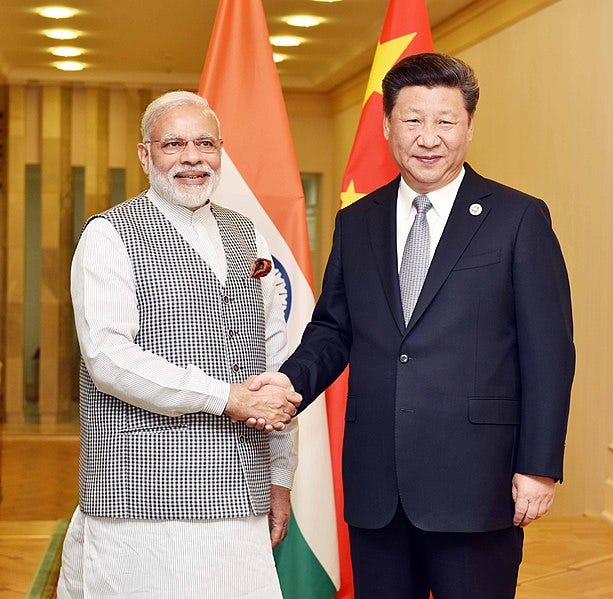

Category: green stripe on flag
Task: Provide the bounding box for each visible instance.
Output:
[274,509,337,598]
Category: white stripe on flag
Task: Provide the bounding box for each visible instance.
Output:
[212,151,339,587]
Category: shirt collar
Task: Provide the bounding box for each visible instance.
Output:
[398,167,465,222]
[147,187,212,228]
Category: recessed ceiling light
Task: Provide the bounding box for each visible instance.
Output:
[36,6,78,19]
[286,15,323,28]
[54,60,85,71]
[44,28,80,40]
[269,35,302,47]
[311,0,342,3]
[273,53,288,63]
[50,46,83,57]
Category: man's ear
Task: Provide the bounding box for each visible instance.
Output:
[137,143,150,175]
[467,112,475,142]
[383,114,390,141]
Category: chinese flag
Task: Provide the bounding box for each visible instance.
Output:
[328,1,434,597]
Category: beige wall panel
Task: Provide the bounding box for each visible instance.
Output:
[433,0,560,55]
[4,85,26,422]
[287,113,335,291]
[84,87,110,217]
[39,86,73,423]
[0,85,5,411]
[70,87,86,166]
[124,89,150,198]
[109,88,127,169]
[458,0,612,516]
[24,86,40,166]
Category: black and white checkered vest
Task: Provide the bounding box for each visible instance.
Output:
[78,193,270,520]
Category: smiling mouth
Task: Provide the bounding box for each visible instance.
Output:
[175,172,210,180]
[415,156,441,163]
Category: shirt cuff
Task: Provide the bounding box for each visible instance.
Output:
[202,380,230,416]
[271,467,294,490]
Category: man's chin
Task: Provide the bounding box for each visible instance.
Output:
[172,192,211,210]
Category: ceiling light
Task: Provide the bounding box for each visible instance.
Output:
[54,60,85,71]
[269,35,302,47]
[36,6,78,19]
[286,15,322,28]
[44,28,80,40]
[311,0,342,3]
[273,53,288,63]
[50,46,83,57]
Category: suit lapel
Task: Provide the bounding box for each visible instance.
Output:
[367,177,407,334]
[406,165,492,334]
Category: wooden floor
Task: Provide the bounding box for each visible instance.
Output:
[1,427,612,597]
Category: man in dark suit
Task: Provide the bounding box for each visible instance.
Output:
[253,53,574,598]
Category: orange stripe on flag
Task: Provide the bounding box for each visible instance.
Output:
[199,0,312,287]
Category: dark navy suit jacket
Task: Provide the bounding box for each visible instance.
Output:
[281,164,574,532]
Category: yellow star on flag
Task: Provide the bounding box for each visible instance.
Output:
[340,180,366,208]
[363,32,417,106]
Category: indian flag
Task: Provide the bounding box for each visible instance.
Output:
[199,0,339,597]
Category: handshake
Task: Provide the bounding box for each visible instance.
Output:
[224,372,301,432]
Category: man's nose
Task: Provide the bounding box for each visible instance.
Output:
[178,140,204,162]
[418,123,440,147]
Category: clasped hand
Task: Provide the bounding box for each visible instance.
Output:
[225,372,299,432]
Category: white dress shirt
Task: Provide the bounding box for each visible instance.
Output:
[396,167,466,270]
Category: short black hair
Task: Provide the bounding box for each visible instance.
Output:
[382,53,479,116]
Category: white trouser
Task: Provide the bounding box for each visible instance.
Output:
[57,507,282,598]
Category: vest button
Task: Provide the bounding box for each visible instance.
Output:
[232,364,240,372]
[228,330,235,338]
[238,435,246,444]
[223,296,231,304]
[399,354,409,363]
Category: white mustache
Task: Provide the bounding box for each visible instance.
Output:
[170,166,215,177]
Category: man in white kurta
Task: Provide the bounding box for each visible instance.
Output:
[58,91,300,598]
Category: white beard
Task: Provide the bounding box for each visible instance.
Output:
[148,157,221,210]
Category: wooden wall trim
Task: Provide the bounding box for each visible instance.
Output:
[124,89,150,199]
[4,85,26,423]
[84,87,111,218]
[38,86,73,423]
[433,0,561,54]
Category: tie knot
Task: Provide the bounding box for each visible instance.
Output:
[413,195,432,214]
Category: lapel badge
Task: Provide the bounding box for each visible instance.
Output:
[469,203,482,216]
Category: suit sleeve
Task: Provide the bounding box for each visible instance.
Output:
[280,211,352,408]
[512,200,575,480]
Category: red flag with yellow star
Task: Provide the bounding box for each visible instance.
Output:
[329,1,433,596]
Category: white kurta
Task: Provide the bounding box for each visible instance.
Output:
[58,189,295,598]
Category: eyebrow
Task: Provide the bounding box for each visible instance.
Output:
[158,133,217,140]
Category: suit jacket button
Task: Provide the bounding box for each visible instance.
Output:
[399,354,408,363]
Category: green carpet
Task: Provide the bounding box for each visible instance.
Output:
[27,518,69,599]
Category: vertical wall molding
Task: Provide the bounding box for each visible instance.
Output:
[38,85,73,423]
[3,85,26,423]
[0,85,6,417]
[124,89,150,198]
[604,443,613,523]
[84,87,111,218]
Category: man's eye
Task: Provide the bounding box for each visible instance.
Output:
[195,139,215,148]
[163,140,184,149]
